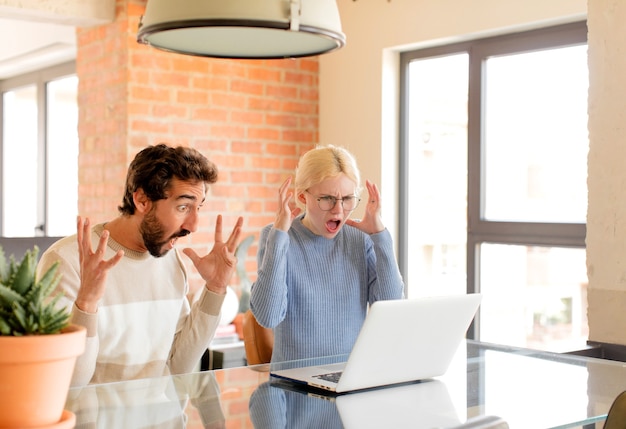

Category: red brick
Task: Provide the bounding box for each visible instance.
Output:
[192,107,229,122]
[230,79,264,95]
[247,127,280,141]
[230,110,264,125]
[177,90,209,105]
[192,76,229,91]
[232,141,264,154]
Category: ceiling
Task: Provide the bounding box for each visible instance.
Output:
[0,1,114,80]
[0,18,77,79]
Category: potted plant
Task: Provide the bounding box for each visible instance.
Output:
[0,245,86,428]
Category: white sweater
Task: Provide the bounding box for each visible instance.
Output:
[37,223,224,386]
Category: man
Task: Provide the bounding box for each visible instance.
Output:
[37,144,243,386]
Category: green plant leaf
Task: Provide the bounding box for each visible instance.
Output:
[0,246,7,283]
[0,315,11,335]
[0,245,69,336]
[37,261,61,298]
[0,283,25,307]
[10,249,36,295]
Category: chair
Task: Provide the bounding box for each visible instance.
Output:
[604,390,626,429]
[242,309,274,366]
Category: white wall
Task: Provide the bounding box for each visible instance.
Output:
[0,0,114,79]
[320,0,626,346]
[319,0,586,240]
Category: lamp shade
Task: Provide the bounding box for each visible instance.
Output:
[137,0,346,59]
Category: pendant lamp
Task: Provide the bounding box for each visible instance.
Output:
[137,0,346,59]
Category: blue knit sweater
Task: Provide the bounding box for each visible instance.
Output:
[250,215,404,363]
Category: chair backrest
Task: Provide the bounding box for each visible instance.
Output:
[605,390,626,429]
[242,309,274,366]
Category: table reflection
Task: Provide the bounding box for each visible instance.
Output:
[249,378,464,429]
[67,372,224,429]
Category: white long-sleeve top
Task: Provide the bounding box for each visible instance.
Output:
[37,223,224,386]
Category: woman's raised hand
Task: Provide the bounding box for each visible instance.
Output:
[274,177,301,232]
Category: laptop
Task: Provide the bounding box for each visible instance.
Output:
[270,293,482,394]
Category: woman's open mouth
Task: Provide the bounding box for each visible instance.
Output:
[326,219,342,234]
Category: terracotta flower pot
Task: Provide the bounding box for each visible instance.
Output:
[0,324,86,428]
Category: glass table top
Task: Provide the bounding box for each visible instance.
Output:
[65,340,626,428]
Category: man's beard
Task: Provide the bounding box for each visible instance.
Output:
[140,208,190,257]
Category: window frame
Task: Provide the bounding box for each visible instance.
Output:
[0,61,76,237]
[398,22,588,339]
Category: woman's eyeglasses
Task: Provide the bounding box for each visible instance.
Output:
[306,191,361,211]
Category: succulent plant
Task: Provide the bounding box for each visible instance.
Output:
[0,246,69,336]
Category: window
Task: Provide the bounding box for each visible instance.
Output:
[399,22,588,352]
[0,62,78,237]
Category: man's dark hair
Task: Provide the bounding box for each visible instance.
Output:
[118,144,218,215]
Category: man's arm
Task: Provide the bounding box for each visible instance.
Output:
[168,287,225,375]
[37,243,99,387]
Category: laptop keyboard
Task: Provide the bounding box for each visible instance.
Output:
[313,371,343,383]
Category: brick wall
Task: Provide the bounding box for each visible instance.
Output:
[76,0,318,293]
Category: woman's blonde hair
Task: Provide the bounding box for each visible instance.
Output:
[294,145,361,208]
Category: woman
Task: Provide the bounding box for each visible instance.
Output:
[250,144,404,363]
